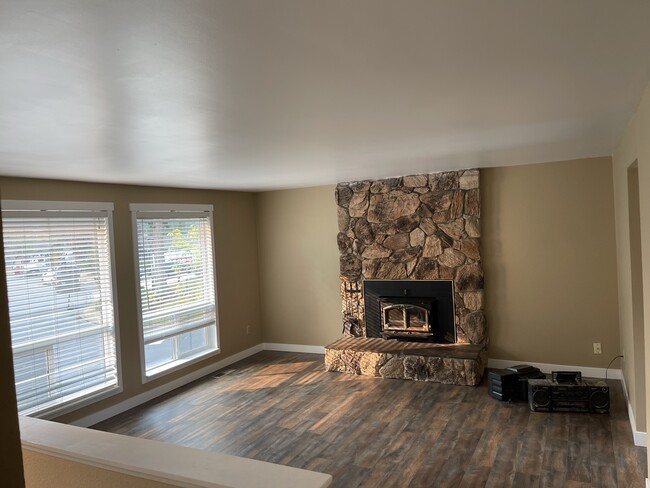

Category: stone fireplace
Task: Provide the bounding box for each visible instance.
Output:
[325,169,487,385]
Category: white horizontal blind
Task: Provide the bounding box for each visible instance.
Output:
[134,211,217,375]
[2,206,118,416]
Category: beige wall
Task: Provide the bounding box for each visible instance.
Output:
[257,186,341,346]
[613,81,650,446]
[257,161,621,371]
[481,158,620,367]
[23,450,177,488]
[0,177,262,424]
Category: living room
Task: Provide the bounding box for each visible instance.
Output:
[1,2,650,487]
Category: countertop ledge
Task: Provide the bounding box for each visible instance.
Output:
[20,416,333,488]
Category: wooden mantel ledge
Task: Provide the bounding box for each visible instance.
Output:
[20,416,333,488]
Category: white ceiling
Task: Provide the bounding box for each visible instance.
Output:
[1,1,649,191]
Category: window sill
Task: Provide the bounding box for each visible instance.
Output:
[30,384,123,421]
[143,348,220,383]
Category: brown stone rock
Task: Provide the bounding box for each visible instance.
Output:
[438,248,466,268]
[403,174,429,187]
[352,239,364,255]
[462,291,484,311]
[419,219,436,235]
[352,218,375,244]
[361,244,390,259]
[379,356,404,379]
[362,259,380,277]
[395,214,421,233]
[376,261,407,279]
[383,233,410,250]
[431,210,451,223]
[464,216,481,237]
[416,203,433,218]
[349,181,371,192]
[410,227,425,247]
[340,351,363,374]
[419,191,453,213]
[438,218,466,240]
[370,178,402,193]
[434,228,454,248]
[404,356,427,381]
[460,238,481,260]
[359,352,386,376]
[337,232,351,253]
[444,358,467,385]
[459,170,479,190]
[337,206,350,232]
[414,259,438,279]
[371,222,397,235]
[465,189,480,217]
[464,360,482,386]
[450,190,465,219]
[456,263,484,291]
[406,259,418,276]
[460,311,487,344]
[335,185,353,207]
[413,187,429,194]
[456,329,469,344]
[349,191,369,218]
[367,191,421,223]
[422,235,443,257]
[430,171,459,191]
[324,349,343,372]
[439,265,455,279]
[390,247,421,263]
[426,357,444,380]
[340,254,362,280]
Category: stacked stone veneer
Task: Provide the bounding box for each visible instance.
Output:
[325,337,486,386]
[336,169,486,344]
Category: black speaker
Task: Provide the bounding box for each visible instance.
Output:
[589,384,610,414]
[529,381,552,412]
[488,369,519,401]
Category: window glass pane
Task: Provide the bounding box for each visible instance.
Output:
[178,327,208,356]
[2,207,119,416]
[144,338,174,371]
[134,210,218,376]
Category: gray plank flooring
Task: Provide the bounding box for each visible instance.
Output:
[93,351,647,487]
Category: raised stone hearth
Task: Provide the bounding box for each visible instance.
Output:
[325,337,486,386]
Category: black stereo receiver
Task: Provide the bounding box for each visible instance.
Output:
[528,377,609,414]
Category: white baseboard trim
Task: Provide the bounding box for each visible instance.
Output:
[72,343,265,428]
[487,358,622,380]
[263,343,326,354]
[620,373,647,447]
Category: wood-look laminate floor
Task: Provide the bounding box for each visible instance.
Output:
[93,351,647,487]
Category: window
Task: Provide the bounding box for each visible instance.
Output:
[2,201,120,417]
[131,204,218,379]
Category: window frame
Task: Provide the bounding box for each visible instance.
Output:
[1,200,123,419]
[130,203,220,383]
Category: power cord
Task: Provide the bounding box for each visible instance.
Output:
[605,354,623,381]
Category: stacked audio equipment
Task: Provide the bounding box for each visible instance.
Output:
[488,364,545,402]
[528,371,609,413]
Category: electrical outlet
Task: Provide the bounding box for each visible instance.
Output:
[246,325,251,335]
[593,342,602,355]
